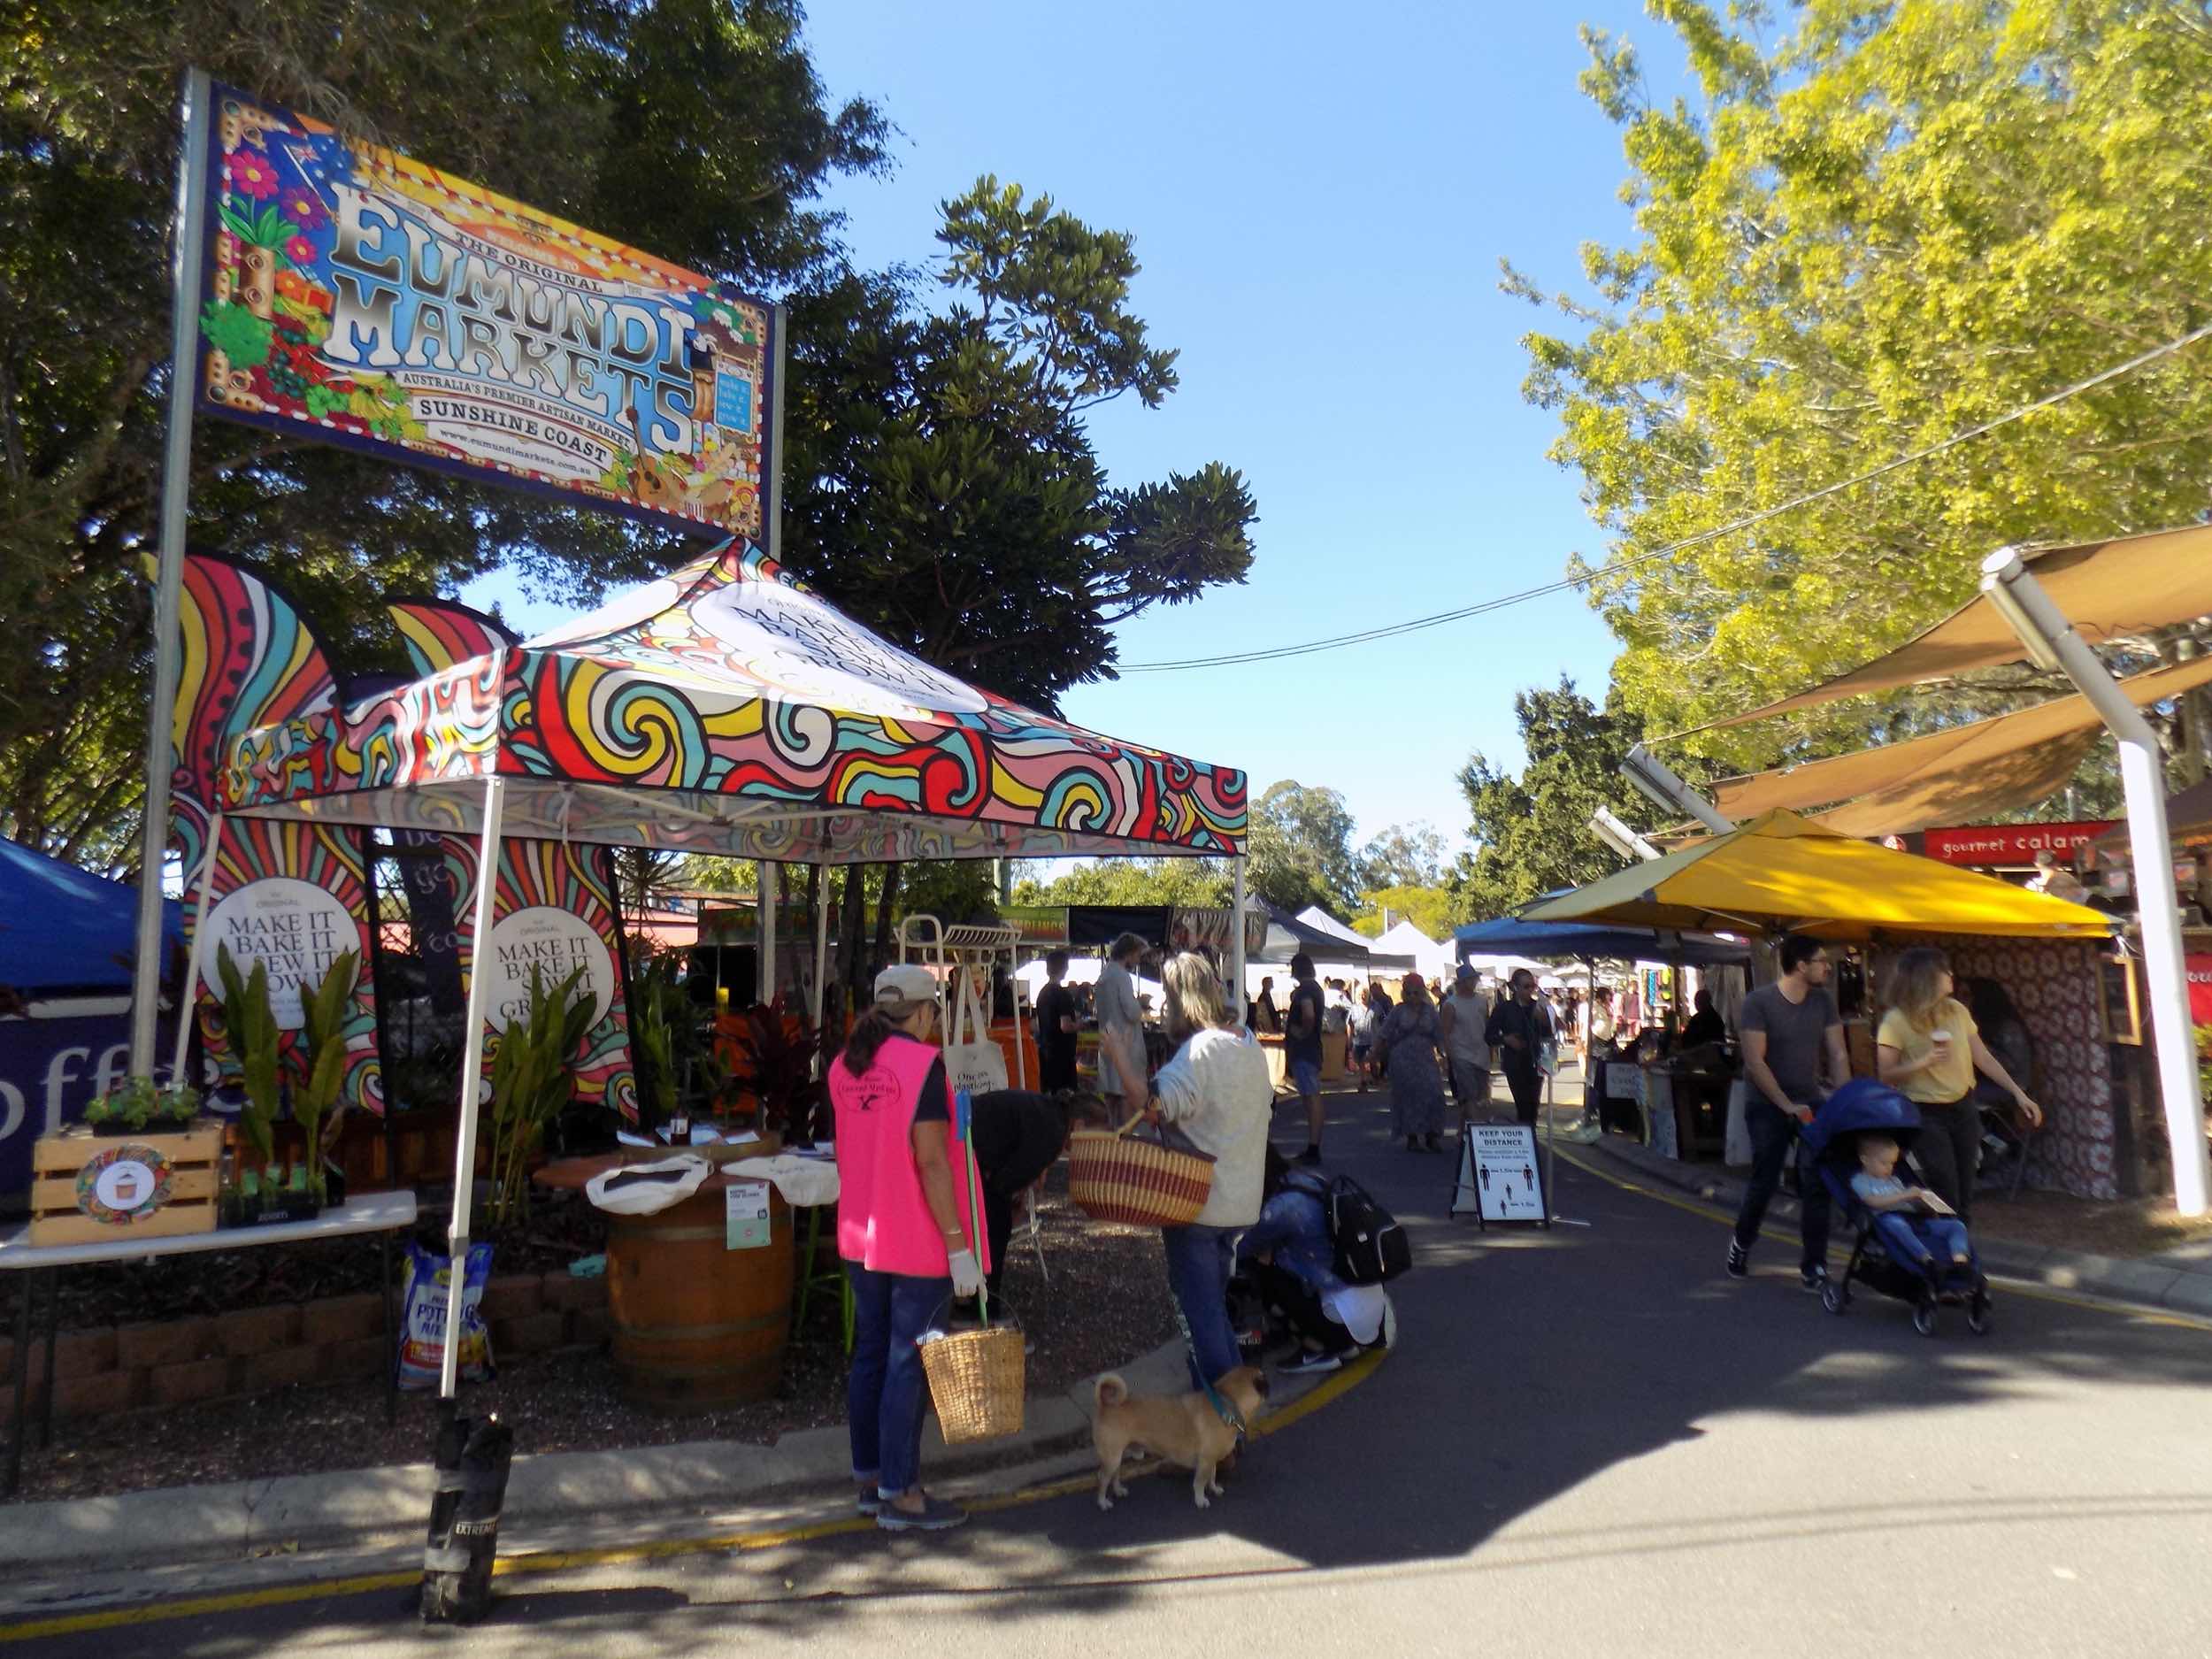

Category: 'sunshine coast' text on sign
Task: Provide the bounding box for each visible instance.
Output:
[192,83,774,540]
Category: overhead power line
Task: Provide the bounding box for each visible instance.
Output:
[1118,319,2212,673]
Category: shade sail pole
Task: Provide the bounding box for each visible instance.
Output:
[442,773,507,1399]
[1231,857,1248,1025]
[129,67,212,1079]
[1982,549,2211,1217]
[168,811,224,1091]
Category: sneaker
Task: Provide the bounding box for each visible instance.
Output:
[876,1494,968,1532]
[1279,1349,1343,1376]
[1724,1240,1748,1279]
[1800,1264,1828,1294]
[1377,1294,1397,1350]
[856,1487,883,1517]
[1298,1145,1322,1167]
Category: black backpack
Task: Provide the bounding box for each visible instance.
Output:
[1323,1174,1411,1286]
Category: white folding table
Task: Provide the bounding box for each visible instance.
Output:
[0,1187,419,1494]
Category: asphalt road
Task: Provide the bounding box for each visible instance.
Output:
[20,1089,2212,1657]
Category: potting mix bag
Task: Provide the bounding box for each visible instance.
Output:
[397,1240,496,1389]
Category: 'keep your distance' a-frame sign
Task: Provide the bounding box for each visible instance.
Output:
[1452,1122,1549,1230]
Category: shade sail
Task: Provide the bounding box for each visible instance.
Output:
[1710,657,2212,837]
[1694,522,2212,733]
[1519,810,2113,941]
[219,541,1248,864]
[1453,914,1751,966]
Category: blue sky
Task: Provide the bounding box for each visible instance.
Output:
[472,1,1690,859]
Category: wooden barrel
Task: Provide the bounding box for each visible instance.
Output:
[604,1182,795,1411]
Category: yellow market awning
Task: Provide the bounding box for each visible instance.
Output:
[1519,810,2114,941]
[1688,521,2212,734]
[1709,656,2212,833]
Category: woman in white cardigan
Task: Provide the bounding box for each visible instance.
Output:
[1145,951,1275,1387]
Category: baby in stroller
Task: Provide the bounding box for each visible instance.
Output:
[1807,1079,1992,1337]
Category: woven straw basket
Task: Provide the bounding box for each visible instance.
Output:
[1066,1114,1215,1227]
[920,1324,1026,1443]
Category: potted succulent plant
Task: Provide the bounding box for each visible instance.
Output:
[83,1077,202,1135]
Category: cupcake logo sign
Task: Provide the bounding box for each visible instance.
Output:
[192,84,775,541]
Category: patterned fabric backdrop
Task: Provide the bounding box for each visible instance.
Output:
[1885,933,2116,1200]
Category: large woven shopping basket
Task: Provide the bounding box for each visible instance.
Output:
[918,1098,1025,1444]
[1067,1112,1215,1227]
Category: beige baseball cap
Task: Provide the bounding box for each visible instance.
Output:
[873,964,938,1008]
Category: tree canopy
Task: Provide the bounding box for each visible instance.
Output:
[1454,677,1656,920]
[1511,1,2212,775]
[1011,858,1232,910]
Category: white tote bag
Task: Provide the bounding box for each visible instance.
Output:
[941,967,1010,1099]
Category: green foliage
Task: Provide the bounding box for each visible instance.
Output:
[1011,857,1232,910]
[1455,678,1660,921]
[1352,885,1460,942]
[2,0,886,862]
[484,964,595,1230]
[293,949,358,1202]
[196,301,271,368]
[1511,2,2212,774]
[83,1076,199,1132]
[1248,781,1362,914]
[894,859,1002,926]
[1358,823,1449,892]
[630,955,728,1125]
[213,942,280,1170]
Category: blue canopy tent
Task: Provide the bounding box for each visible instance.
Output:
[1454,915,1751,968]
[0,837,182,999]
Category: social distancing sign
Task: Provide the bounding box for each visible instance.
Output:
[1453,1123,1547,1227]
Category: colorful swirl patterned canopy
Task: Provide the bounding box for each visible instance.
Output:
[220,541,1248,863]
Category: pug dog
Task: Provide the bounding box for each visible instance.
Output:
[1093,1364,1268,1510]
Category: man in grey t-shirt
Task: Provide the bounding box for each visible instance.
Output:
[1727,935,1850,1289]
[1094,932,1149,1110]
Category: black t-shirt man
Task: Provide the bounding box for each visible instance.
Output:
[1287,977,1325,1066]
[1034,979,1079,1091]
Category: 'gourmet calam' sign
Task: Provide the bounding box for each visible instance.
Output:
[192,83,776,541]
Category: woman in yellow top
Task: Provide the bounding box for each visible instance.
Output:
[1875,947,2042,1222]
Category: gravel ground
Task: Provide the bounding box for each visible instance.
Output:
[4,1166,1177,1505]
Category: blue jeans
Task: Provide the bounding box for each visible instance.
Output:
[1871,1211,1970,1266]
[1732,1100,1832,1271]
[846,1263,950,1499]
[1161,1224,1240,1388]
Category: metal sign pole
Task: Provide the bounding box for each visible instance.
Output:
[168,811,225,1089]
[129,67,212,1079]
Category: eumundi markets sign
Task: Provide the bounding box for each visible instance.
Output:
[191,83,776,540]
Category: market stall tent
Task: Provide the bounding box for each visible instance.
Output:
[1519,810,2111,940]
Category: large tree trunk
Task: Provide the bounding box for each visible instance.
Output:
[872,861,902,979]
[838,865,868,1006]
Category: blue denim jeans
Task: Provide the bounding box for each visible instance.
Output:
[846,1263,951,1499]
[1871,1211,1970,1266]
[1162,1223,1240,1388]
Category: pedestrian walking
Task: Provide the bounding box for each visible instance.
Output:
[830,964,987,1532]
[1875,947,2040,1223]
[1144,951,1274,1387]
[1348,985,1378,1093]
[1725,935,1849,1289]
[1382,973,1448,1152]
[1438,965,1493,1115]
[1285,953,1327,1164]
[1485,968,1555,1128]
[1033,949,1079,1093]
[1095,932,1149,1115]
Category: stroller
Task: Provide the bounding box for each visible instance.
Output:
[1803,1079,1993,1338]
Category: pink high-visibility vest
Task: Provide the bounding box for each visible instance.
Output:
[830,1031,987,1279]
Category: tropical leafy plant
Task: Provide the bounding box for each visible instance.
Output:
[215,942,282,1173]
[722,1003,825,1146]
[483,964,595,1229]
[294,949,361,1202]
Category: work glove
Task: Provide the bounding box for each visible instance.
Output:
[949,1248,982,1298]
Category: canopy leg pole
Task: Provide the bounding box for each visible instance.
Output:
[1983,549,2212,1217]
[169,811,224,1092]
[759,861,778,1009]
[441,774,506,1402]
[1231,858,1248,1027]
[810,862,830,1061]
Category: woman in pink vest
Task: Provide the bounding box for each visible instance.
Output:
[831,963,987,1532]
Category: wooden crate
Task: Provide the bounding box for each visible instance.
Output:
[28,1124,222,1247]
